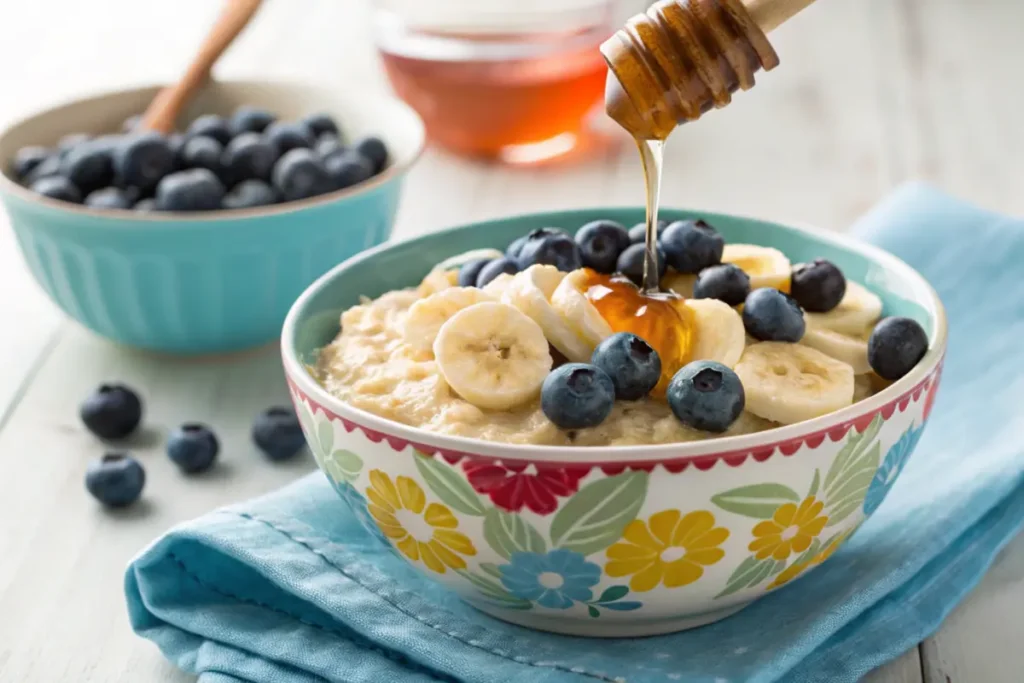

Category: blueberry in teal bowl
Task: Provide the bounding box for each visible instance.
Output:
[281,207,945,637]
[0,80,424,354]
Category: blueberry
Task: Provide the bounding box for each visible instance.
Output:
[628,219,668,244]
[667,360,745,433]
[134,198,156,212]
[264,122,315,155]
[57,133,91,156]
[506,235,529,260]
[591,332,661,400]
[179,135,223,176]
[661,219,725,273]
[541,363,615,429]
[791,259,847,313]
[742,288,805,342]
[272,148,333,201]
[80,384,142,439]
[30,176,81,203]
[187,114,232,145]
[509,228,565,261]
[315,134,344,159]
[59,140,113,194]
[22,155,62,185]
[252,406,306,461]
[302,113,340,139]
[114,133,176,192]
[355,136,388,173]
[576,220,631,274]
[11,146,50,180]
[868,317,928,380]
[230,106,276,136]
[223,179,279,209]
[323,149,373,190]
[517,232,582,272]
[154,168,225,211]
[167,133,186,163]
[121,114,142,132]
[616,242,666,287]
[85,453,145,507]
[476,257,519,287]
[167,423,219,473]
[85,187,135,210]
[221,132,278,185]
[693,264,750,305]
[458,258,490,287]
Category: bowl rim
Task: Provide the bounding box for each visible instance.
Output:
[0,79,426,223]
[281,206,947,465]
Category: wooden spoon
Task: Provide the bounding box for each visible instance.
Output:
[140,0,264,133]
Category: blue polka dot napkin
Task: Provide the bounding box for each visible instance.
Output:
[126,183,1024,682]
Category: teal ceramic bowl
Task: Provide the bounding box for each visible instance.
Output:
[282,208,946,637]
[0,80,424,354]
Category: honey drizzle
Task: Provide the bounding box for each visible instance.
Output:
[583,270,695,397]
[638,139,665,294]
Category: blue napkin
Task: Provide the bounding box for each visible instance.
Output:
[126,183,1024,683]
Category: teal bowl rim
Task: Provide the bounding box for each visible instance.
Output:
[281,207,947,464]
[0,79,426,224]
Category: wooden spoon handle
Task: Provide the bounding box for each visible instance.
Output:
[140,0,263,133]
[743,0,818,32]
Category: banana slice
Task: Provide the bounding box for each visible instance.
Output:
[800,321,872,374]
[418,268,458,297]
[482,272,516,299]
[663,272,697,298]
[803,280,882,336]
[734,342,855,424]
[404,287,495,352]
[433,302,553,410]
[684,298,746,368]
[550,269,613,353]
[435,248,504,272]
[722,244,791,291]
[503,266,594,362]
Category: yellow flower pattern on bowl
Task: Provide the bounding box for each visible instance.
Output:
[366,470,477,574]
[605,510,729,592]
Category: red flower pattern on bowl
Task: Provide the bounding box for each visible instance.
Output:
[463,461,588,515]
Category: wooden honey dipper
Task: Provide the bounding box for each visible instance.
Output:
[602,0,817,140]
[140,0,263,133]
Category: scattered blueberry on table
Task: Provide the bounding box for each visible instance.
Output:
[167,423,220,474]
[252,407,306,461]
[80,384,143,440]
[85,453,146,507]
[6,106,390,212]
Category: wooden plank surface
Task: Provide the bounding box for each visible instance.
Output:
[0,1,1020,681]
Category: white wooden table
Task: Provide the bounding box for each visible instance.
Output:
[0,1,1021,681]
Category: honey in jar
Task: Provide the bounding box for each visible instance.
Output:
[582,270,696,396]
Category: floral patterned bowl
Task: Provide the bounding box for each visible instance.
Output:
[281,207,946,637]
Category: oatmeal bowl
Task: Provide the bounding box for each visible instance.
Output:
[281,208,946,637]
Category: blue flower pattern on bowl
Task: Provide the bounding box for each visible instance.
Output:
[863,422,924,515]
[500,550,601,609]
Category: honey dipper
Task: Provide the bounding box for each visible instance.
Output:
[602,0,818,140]
[140,0,264,133]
